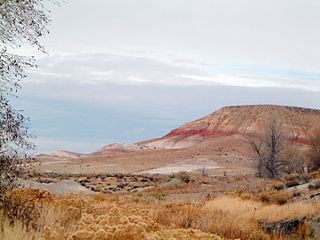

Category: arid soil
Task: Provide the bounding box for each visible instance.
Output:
[33,134,256,176]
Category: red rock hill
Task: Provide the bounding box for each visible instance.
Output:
[143,105,320,149]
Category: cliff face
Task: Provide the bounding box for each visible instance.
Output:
[143,105,320,149]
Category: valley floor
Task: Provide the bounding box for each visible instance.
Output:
[2,170,320,240]
[2,138,319,240]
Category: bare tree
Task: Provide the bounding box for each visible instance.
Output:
[281,146,305,174]
[247,119,287,178]
[289,109,320,173]
[306,129,320,171]
[0,0,56,197]
[247,134,264,177]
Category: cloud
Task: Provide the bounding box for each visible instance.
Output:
[16,0,320,153]
[44,0,320,71]
[25,52,320,92]
[127,76,151,83]
[181,74,320,92]
[19,72,320,153]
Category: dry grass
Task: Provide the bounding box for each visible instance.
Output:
[1,188,320,240]
[150,195,320,240]
[257,190,294,205]
[257,201,320,223]
[202,196,262,238]
[0,211,36,240]
[0,189,222,240]
[151,197,263,239]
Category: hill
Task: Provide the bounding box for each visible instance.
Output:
[92,143,150,156]
[37,150,84,159]
[142,105,320,149]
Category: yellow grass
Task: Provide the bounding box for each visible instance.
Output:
[258,201,320,223]
[0,211,36,240]
[151,196,320,239]
[0,190,222,240]
[202,196,262,238]
[1,189,319,240]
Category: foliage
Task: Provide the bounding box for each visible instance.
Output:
[1,189,222,240]
[0,0,55,196]
[2,188,320,239]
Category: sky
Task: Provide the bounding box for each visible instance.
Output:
[13,0,320,153]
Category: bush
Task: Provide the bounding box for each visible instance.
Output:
[308,180,320,190]
[249,230,270,240]
[284,173,311,188]
[259,190,294,205]
[176,172,192,183]
[272,183,286,191]
[285,180,300,188]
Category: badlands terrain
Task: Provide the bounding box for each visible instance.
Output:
[33,105,319,177]
[2,104,320,240]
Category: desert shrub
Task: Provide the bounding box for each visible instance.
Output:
[258,190,293,205]
[272,183,286,191]
[309,170,320,179]
[93,193,109,202]
[302,173,312,182]
[284,174,301,182]
[1,188,225,240]
[145,229,222,240]
[3,188,320,240]
[2,189,53,229]
[284,173,311,187]
[249,230,270,240]
[238,191,255,201]
[285,180,300,188]
[176,172,192,183]
[308,180,320,190]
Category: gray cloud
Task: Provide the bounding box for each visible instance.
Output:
[18,58,320,153]
[45,0,320,71]
[16,1,320,152]
[27,53,320,91]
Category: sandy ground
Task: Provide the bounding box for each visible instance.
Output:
[22,179,94,194]
[31,136,256,184]
[139,160,219,174]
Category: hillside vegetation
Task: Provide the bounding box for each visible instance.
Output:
[2,171,320,240]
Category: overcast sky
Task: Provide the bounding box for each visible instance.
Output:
[14,0,320,153]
